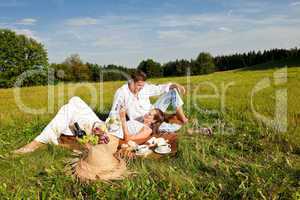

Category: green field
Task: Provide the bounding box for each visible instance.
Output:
[0,66,299,199]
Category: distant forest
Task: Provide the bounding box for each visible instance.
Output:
[1,29,300,88]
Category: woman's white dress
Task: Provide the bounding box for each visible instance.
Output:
[35,96,145,145]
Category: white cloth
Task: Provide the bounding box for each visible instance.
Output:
[35,96,146,144]
[112,120,146,139]
[110,84,185,132]
[35,96,103,145]
[109,82,171,120]
[154,88,184,112]
[153,89,184,132]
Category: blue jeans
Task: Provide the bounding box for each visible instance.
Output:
[154,89,184,132]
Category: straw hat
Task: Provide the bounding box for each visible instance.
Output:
[73,134,128,181]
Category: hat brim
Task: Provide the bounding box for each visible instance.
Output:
[75,157,127,181]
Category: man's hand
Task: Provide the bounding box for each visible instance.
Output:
[170,83,186,95]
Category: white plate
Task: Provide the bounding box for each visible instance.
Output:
[154,148,172,154]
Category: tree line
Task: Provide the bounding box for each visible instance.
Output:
[0,28,299,88]
[214,48,300,71]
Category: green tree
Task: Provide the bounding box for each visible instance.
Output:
[0,29,48,87]
[86,62,101,81]
[137,59,162,78]
[49,63,74,82]
[63,54,91,81]
[163,59,190,77]
[194,52,215,74]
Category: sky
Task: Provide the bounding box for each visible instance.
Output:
[0,0,300,67]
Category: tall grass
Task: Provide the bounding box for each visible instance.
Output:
[0,67,299,199]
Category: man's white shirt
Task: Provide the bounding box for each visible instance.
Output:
[109,82,171,120]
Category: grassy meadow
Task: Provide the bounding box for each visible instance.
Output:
[0,66,299,199]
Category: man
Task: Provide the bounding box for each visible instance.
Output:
[109,70,188,132]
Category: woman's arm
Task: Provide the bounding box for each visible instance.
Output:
[119,107,131,141]
[119,108,152,144]
[125,126,152,142]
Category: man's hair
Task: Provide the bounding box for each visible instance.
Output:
[131,70,147,82]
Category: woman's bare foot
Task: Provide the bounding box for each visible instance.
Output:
[13,141,45,154]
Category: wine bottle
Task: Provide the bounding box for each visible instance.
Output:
[74,122,86,138]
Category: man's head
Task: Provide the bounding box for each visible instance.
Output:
[130,70,147,93]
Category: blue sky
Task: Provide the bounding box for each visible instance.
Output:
[1,0,300,67]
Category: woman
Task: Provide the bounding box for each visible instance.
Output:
[14,96,165,154]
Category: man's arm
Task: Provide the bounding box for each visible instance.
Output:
[146,82,186,97]
[145,83,171,97]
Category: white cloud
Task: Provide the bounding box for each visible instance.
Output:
[157,12,300,31]
[219,27,233,32]
[227,10,233,16]
[13,28,41,42]
[158,30,190,40]
[16,18,37,25]
[159,14,222,27]
[158,14,256,29]
[92,31,143,53]
[94,36,121,47]
[45,7,300,67]
[290,2,300,6]
[45,15,147,66]
[65,17,98,27]
[137,25,300,66]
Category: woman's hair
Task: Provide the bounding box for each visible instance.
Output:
[151,110,181,134]
[150,108,165,135]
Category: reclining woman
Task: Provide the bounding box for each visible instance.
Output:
[14,96,165,154]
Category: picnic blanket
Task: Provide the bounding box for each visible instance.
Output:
[59,132,178,158]
[146,133,178,159]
